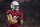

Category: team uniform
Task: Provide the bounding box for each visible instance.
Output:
[6,10,23,27]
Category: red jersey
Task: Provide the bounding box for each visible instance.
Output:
[6,10,23,27]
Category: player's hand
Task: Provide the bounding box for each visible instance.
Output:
[14,20,18,22]
[10,20,18,24]
[20,19,23,24]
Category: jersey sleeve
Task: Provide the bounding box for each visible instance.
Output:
[20,11,23,19]
[6,10,10,15]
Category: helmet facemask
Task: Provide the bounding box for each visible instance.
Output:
[14,5,19,11]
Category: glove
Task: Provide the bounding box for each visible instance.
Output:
[10,20,18,24]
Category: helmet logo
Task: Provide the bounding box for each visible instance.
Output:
[11,3,13,5]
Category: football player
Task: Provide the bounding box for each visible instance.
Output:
[6,1,23,27]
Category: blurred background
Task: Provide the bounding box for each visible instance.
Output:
[0,0,40,27]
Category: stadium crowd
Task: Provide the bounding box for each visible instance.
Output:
[0,0,40,27]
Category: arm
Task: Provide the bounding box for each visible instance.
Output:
[7,14,18,24]
[20,19,23,24]
[20,12,23,24]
